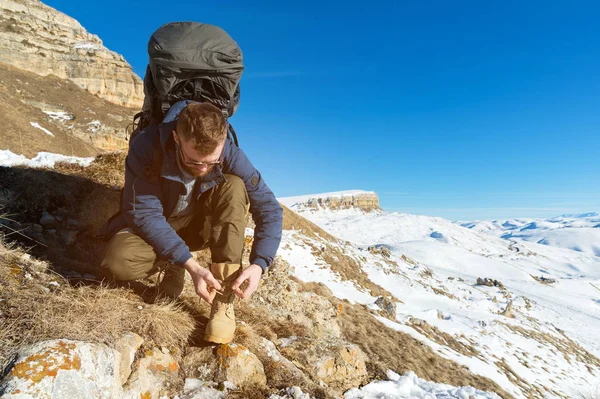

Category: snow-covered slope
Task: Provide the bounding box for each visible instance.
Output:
[278,195,600,399]
[461,213,600,256]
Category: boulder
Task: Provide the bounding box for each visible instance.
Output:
[113,332,144,385]
[284,341,367,392]
[0,339,122,398]
[122,348,179,399]
[182,344,266,388]
[374,296,396,320]
[476,277,504,289]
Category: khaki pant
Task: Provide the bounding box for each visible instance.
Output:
[101,174,249,281]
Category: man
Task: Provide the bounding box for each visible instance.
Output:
[101,101,283,344]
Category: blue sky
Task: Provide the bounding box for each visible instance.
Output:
[47,0,599,220]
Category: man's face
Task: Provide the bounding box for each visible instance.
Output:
[173,130,225,178]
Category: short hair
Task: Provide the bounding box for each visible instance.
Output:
[176,103,227,155]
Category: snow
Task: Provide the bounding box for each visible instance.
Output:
[30,121,54,136]
[73,41,101,50]
[43,110,73,122]
[87,120,102,133]
[461,213,600,255]
[0,149,94,168]
[344,371,502,399]
[276,198,600,399]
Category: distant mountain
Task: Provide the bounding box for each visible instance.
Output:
[279,190,381,213]
[460,213,600,256]
[0,62,135,157]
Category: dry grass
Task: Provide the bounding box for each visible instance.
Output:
[409,323,480,358]
[0,242,195,369]
[281,205,337,242]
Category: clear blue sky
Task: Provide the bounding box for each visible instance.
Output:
[47,0,599,220]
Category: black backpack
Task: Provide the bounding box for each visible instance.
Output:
[128,22,244,145]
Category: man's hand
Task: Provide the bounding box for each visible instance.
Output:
[183,258,222,304]
[231,264,263,300]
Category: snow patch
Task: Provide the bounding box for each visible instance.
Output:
[87,120,102,133]
[344,370,502,399]
[30,122,54,136]
[73,42,101,50]
[43,111,73,122]
[0,149,94,168]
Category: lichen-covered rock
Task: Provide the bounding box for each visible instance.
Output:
[182,344,266,388]
[113,332,144,386]
[122,348,179,399]
[0,339,122,399]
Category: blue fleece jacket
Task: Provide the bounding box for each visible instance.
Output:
[104,108,283,273]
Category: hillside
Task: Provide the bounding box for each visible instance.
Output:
[0,62,137,157]
[279,195,600,398]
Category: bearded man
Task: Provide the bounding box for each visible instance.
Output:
[101,101,283,344]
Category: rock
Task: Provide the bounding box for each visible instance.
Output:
[182,344,266,388]
[39,211,56,227]
[66,218,80,229]
[254,260,342,341]
[179,378,232,399]
[374,296,396,319]
[114,332,144,385]
[269,386,312,399]
[59,229,77,245]
[0,0,143,108]
[123,348,179,399]
[501,300,516,318]
[408,317,427,327]
[368,244,391,258]
[476,277,505,289]
[0,339,122,398]
[29,223,43,233]
[292,192,380,212]
[285,341,367,392]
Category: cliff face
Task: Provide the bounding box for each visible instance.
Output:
[0,0,143,109]
[280,191,381,213]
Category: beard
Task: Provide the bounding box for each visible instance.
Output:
[181,162,214,178]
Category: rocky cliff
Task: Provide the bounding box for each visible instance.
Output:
[0,0,143,109]
[279,190,381,213]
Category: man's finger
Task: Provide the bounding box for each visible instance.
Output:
[242,280,259,300]
[231,273,247,295]
[206,275,222,291]
[196,282,213,304]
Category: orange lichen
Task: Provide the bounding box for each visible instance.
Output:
[168,361,179,374]
[215,344,247,369]
[10,341,81,384]
[336,303,344,317]
[140,391,152,399]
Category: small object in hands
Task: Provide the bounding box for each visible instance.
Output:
[208,286,225,295]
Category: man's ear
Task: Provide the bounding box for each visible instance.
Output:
[172,130,178,144]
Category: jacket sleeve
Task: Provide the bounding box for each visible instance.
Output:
[121,131,193,266]
[223,142,283,272]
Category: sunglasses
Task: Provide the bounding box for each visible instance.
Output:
[177,138,222,167]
